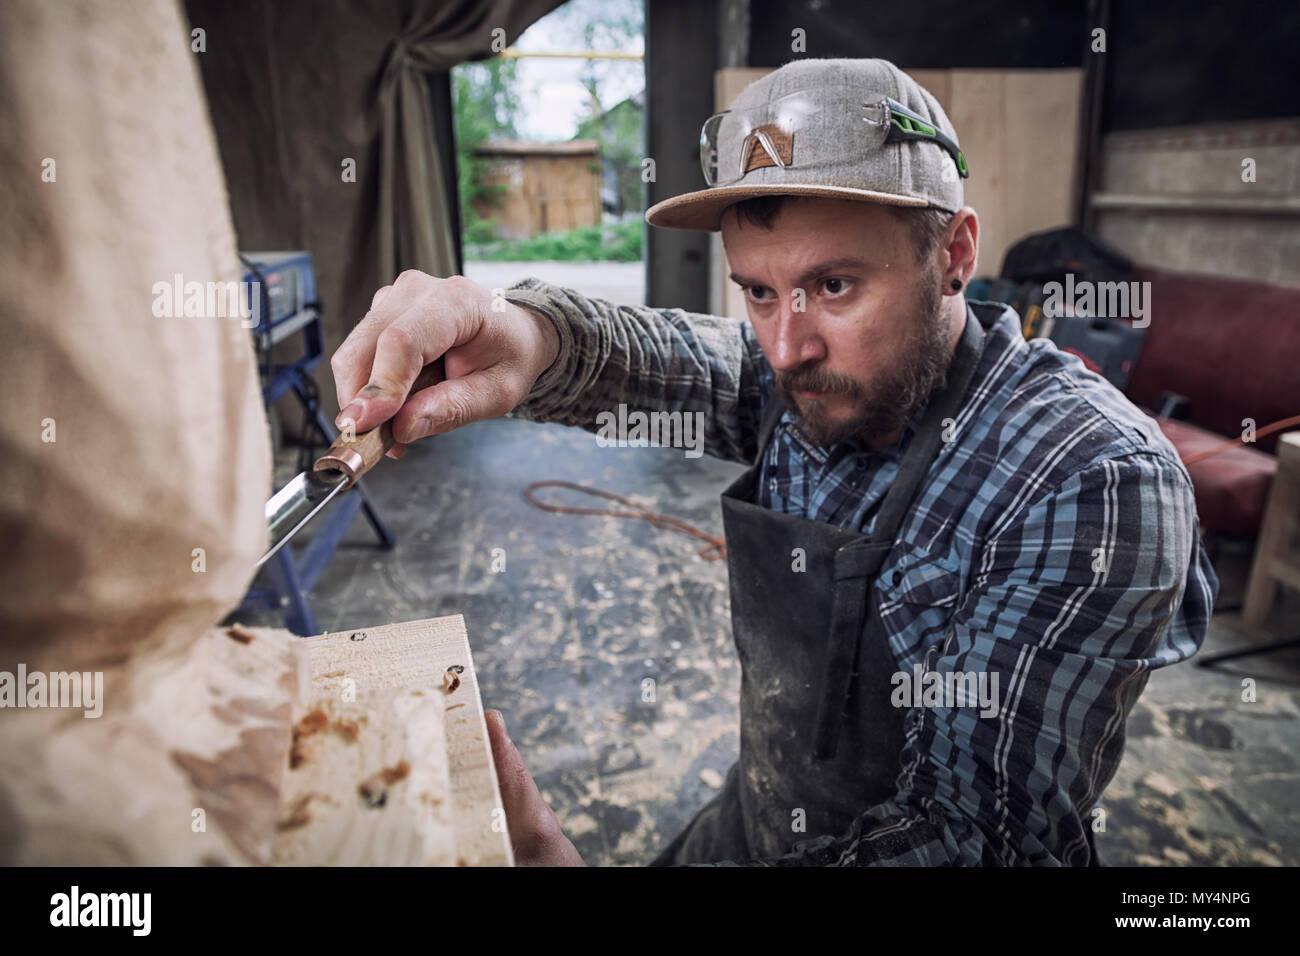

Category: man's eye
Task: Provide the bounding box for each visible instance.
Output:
[745,286,774,301]
[822,277,850,295]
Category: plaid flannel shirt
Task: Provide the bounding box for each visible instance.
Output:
[501,277,1219,867]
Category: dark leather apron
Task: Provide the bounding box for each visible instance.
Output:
[650,309,987,864]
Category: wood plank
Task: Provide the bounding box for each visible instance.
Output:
[906,70,951,113]
[1243,452,1299,628]
[1002,70,1081,248]
[714,68,773,319]
[279,615,513,866]
[947,70,1009,277]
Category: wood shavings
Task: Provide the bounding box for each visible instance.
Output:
[278,792,321,832]
[357,761,411,809]
[289,708,330,768]
[225,624,256,645]
[298,709,329,733]
[381,761,411,784]
[290,708,365,768]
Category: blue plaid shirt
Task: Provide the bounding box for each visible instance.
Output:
[504,279,1219,867]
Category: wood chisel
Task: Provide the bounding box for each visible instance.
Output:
[256,360,444,568]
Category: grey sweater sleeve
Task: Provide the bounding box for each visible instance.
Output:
[498,276,774,465]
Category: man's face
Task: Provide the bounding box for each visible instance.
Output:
[721,197,954,449]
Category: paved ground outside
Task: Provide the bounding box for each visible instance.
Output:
[464,260,645,306]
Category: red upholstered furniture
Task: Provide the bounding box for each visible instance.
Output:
[1123,266,1300,536]
[1148,417,1277,536]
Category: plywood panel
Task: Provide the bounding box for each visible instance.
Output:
[713,68,773,320]
[946,70,1009,278]
[907,70,952,112]
[1001,71,1081,265]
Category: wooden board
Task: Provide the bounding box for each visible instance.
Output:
[272,615,513,866]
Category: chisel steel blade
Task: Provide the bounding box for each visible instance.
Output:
[257,468,349,568]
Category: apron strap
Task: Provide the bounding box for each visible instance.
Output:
[810,308,988,759]
[865,310,987,546]
[751,384,788,467]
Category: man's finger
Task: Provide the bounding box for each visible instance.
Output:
[340,293,473,434]
[331,285,398,414]
[485,709,584,866]
[390,369,512,443]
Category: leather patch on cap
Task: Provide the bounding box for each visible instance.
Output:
[741,124,793,174]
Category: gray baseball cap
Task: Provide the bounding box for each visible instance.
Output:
[645,58,966,232]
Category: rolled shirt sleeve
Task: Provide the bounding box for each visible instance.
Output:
[499,277,772,465]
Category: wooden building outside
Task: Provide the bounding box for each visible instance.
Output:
[472,139,602,239]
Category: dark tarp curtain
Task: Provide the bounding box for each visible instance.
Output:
[183,0,565,415]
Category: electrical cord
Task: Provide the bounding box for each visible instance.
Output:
[1178,413,1300,465]
[519,413,1299,562]
[523,480,726,561]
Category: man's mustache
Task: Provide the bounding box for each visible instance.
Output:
[775,367,864,398]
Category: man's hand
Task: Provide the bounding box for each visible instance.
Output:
[485,709,585,867]
[330,271,560,458]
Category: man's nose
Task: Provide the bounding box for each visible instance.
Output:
[768,295,825,372]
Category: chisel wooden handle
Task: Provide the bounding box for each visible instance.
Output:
[314,358,445,488]
[314,421,395,487]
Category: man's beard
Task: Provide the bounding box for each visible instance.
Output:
[774,273,952,448]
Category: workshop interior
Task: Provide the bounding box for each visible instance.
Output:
[1,0,1298,885]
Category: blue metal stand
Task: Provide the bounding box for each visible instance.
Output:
[233,251,395,635]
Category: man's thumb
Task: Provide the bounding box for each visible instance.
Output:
[485,710,529,805]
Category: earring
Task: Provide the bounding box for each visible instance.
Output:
[950,278,963,291]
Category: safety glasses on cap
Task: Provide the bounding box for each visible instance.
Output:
[699,90,969,187]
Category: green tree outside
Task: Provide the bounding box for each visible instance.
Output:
[452,58,522,246]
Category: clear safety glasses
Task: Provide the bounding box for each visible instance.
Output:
[699,90,969,187]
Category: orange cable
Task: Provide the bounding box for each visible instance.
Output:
[523,480,726,560]
[1178,414,1300,465]
[521,416,1300,558]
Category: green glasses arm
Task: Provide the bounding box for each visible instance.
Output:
[882,97,969,179]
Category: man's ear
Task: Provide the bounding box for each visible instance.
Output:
[943,207,979,293]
